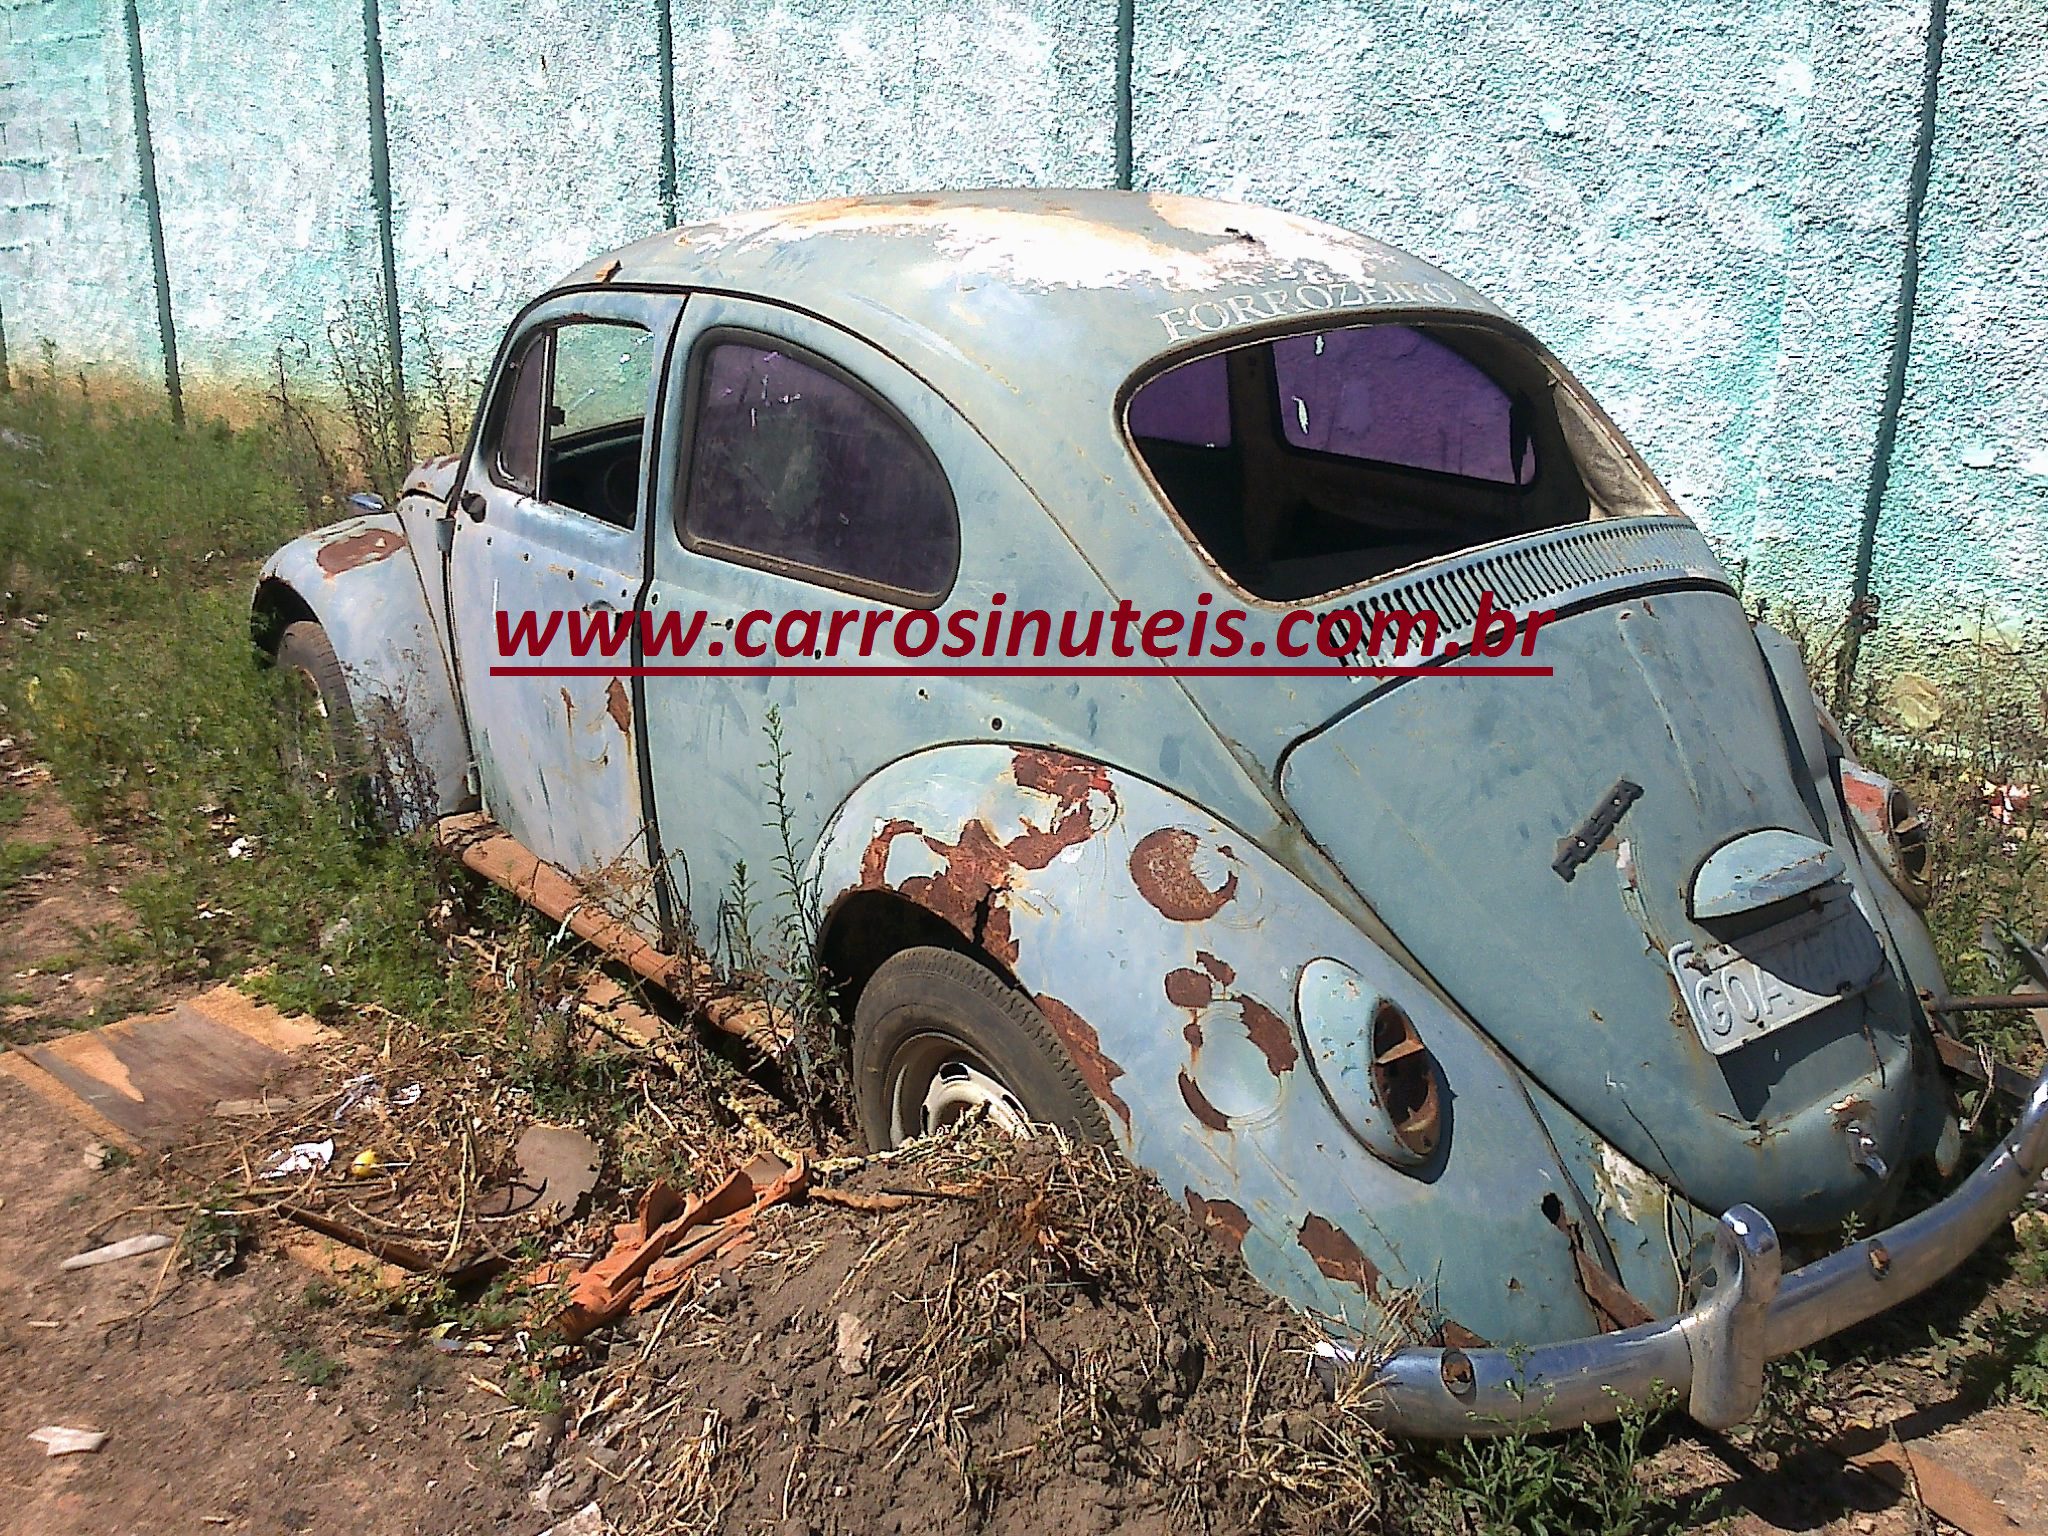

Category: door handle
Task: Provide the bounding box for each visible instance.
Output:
[584,599,618,615]
[460,490,487,521]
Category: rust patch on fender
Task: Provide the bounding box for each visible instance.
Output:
[859,818,920,889]
[1298,1214,1383,1299]
[315,526,404,576]
[1035,993,1130,1128]
[605,677,632,735]
[1195,951,1235,985]
[1129,828,1238,922]
[1238,996,1297,1076]
[1433,1320,1491,1350]
[899,821,1020,966]
[1011,749,1112,807]
[1178,1070,1230,1131]
[560,687,575,726]
[1164,967,1214,1008]
[1184,1189,1251,1252]
[1541,1193,1655,1332]
[854,756,1113,968]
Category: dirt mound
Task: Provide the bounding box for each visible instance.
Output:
[551,1131,1393,1536]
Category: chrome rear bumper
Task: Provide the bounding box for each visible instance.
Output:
[1347,1066,2048,1436]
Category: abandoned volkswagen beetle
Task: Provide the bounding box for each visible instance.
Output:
[254,190,2048,1436]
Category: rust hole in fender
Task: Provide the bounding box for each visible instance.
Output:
[1129,828,1238,922]
[1369,1000,1440,1159]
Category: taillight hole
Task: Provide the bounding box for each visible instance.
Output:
[1370,1000,1442,1159]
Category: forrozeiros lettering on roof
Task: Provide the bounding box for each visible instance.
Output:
[1154,275,1467,342]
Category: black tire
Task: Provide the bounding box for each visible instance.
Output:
[852,945,1114,1150]
[274,619,366,799]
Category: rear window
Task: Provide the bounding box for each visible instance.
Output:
[1271,327,1531,485]
[1125,321,1582,601]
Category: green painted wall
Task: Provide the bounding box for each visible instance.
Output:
[1,0,2040,676]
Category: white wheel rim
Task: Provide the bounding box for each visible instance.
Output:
[916,1058,1033,1140]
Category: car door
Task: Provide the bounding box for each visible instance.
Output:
[635,299,963,935]
[447,289,683,922]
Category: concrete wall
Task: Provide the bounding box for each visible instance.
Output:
[0,0,2039,674]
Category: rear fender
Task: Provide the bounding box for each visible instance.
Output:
[254,513,472,828]
[809,744,1669,1346]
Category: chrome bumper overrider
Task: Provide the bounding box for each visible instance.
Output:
[1350,1066,2048,1436]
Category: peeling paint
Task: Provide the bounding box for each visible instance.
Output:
[1185,1188,1252,1251]
[1037,993,1132,1128]
[315,525,405,576]
[1298,1212,1384,1299]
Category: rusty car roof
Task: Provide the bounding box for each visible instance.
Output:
[555,189,1503,425]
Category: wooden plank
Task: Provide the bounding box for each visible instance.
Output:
[4,986,330,1150]
[1846,1442,2027,1534]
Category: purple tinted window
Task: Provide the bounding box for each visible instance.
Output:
[1272,326,1531,484]
[1127,353,1231,447]
[683,343,957,601]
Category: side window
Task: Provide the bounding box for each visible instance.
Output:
[485,320,654,529]
[542,321,655,530]
[490,333,546,498]
[1271,325,1532,485]
[680,337,959,604]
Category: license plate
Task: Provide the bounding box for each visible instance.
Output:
[1669,892,1888,1056]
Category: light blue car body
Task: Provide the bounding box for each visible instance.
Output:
[254,190,1964,1364]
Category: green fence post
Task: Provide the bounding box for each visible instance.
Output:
[121,0,182,425]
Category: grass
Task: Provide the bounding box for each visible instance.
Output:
[0,387,484,1033]
[0,834,53,895]
[283,1345,346,1388]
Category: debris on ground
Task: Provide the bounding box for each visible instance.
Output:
[28,1426,108,1457]
[543,1152,809,1342]
[557,1126,1393,1535]
[60,1232,172,1270]
[477,1123,601,1220]
[262,1137,335,1178]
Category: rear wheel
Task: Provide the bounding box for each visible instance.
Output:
[852,946,1113,1150]
[274,619,365,802]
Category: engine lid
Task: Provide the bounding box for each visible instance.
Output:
[1278,585,1926,1230]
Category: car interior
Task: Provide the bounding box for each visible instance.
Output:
[1126,322,1602,601]
[542,420,642,530]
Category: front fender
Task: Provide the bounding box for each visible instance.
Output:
[809,743,1655,1348]
[255,514,472,828]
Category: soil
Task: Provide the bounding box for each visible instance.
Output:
[548,1140,1347,1536]
[0,1072,545,1536]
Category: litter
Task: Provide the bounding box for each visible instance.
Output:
[29,1426,107,1457]
[262,1138,335,1178]
[835,1311,874,1376]
[478,1124,601,1221]
[541,1152,808,1342]
[331,1074,422,1123]
[538,1503,608,1536]
[61,1233,173,1271]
